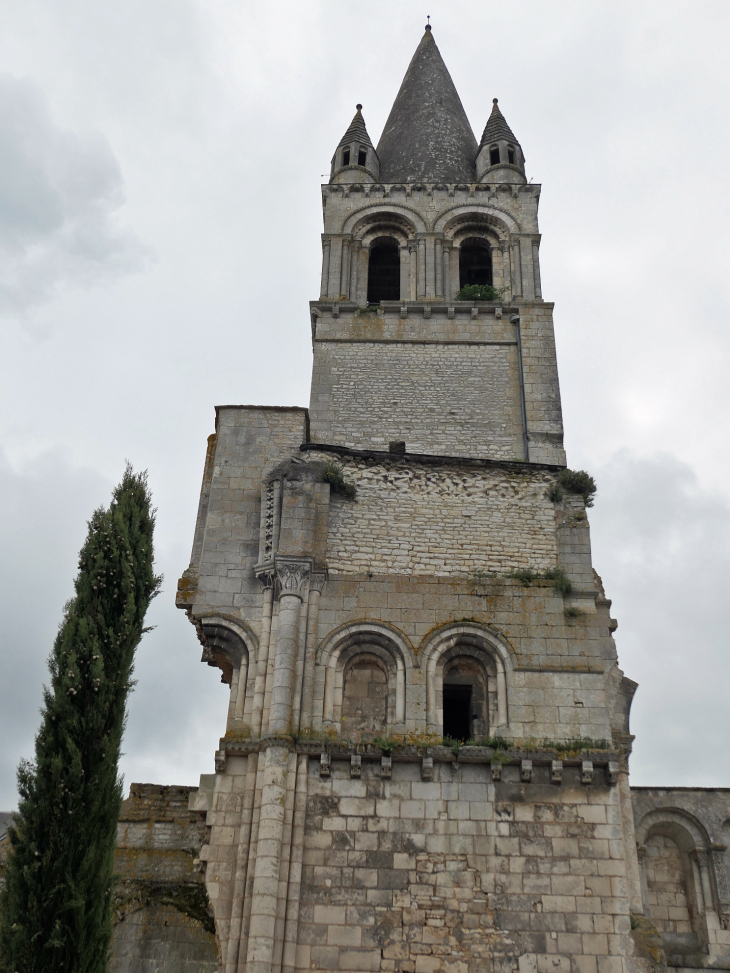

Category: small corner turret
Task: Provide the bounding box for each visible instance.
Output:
[476,98,526,184]
[329,105,380,184]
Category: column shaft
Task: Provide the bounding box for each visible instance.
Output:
[269,593,303,735]
[532,242,542,300]
[512,241,523,297]
[339,239,351,299]
[319,239,330,299]
[409,245,417,300]
[434,239,443,297]
[417,239,426,298]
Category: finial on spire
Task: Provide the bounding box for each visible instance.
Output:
[425,15,431,31]
[493,98,498,104]
[356,104,362,111]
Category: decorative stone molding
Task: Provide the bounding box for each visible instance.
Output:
[423,305,431,319]
[214,750,226,773]
[606,760,619,785]
[581,760,594,784]
[521,759,532,783]
[319,752,331,778]
[309,572,326,594]
[491,761,502,782]
[400,306,408,318]
[350,754,362,778]
[447,306,454,319]
[551,760,563,784]
[275,557,312,601]
[381,755,392,779]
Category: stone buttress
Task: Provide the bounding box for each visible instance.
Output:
[174,25,730,973]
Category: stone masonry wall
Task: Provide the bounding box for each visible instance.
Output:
[305,452,559,577]
[309,339,523,460]
[298,757,633,973]
[111,783,218,973]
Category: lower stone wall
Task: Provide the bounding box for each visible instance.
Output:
[111,783,218,973]
[299,755,639,973]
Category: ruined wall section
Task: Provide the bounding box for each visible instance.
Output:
[111,783,218,973]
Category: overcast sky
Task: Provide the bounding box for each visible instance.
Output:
[1,0,729,810]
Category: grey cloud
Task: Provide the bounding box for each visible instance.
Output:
[0,74,149,318]
[0,447,225,810]
[589,452,730,786]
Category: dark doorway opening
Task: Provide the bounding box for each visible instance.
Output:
[459,241,493,289]
[367,242,400,302]
[443,684,472,742]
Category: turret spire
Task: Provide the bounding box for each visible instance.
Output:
[329,105,380,183]
[476,98,526,184]
[376,29,478,183]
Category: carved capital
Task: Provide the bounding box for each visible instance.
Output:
[254,564,276,590]
[275,557,311,600]
[309,572,326,594]
[691,849,710,869]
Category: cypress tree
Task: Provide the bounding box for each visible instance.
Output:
[0,466,161,973]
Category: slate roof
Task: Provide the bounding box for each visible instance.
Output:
[478,98,522,154]
[376,27,478,184]
[336,105,375,153]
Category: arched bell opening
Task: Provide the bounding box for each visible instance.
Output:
[459,238,493,289]
[367,237,400,303]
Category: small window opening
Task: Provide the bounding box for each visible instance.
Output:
[459,239,493,289]
[507,147,515,165]
[357,147,368,167]
[342,147,351,166]
[489,146,500,166]
[367,240,400,302]
[443,684,473,742]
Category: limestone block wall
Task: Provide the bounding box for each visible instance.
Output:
[297,756,637,973]
[308,302,565,466]
[631,787,730,967]
[304,450,558,577]
[177,405,308,623]
[111,784,218,973]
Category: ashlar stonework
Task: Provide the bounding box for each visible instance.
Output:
[97,23,729,973]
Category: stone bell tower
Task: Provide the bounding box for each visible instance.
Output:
[175,24,730,973]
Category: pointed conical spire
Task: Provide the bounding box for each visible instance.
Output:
[478,98,521,154]
[330,104,380,183]
[376,27,478,184]
[336,104,374,154]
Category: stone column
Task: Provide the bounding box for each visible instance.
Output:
[417,238,426,298]
[234,652,249,720]
[251,571,275,736]
[442,245,451,301]
[434,238,443,298]
[244,744,291,973]
[409,242,417,300]
[532,240,542,300]
[299,574,325,731]
[339,239,351,300]
[269,558,311,736]
[349,241,360,303]
[617,752,644,915]
[399,245,409,304]
[694,851,716,917]
[512,240,522,297]
[319,237,331,299]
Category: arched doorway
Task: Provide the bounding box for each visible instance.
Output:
[459,239,492,289]
[367,239,400,302]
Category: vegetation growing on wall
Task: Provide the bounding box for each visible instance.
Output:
[455,284,505,302]
[547,468,597,507]
[322,460,357,499]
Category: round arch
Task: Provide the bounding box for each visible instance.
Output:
[316,622,414,732]
[420,623,513,734]
[198,614,258,722]
[344,204,425,237]
[436,205,519,238]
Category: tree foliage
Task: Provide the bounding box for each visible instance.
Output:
[0,466,161,973]
[455,283,504,302]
